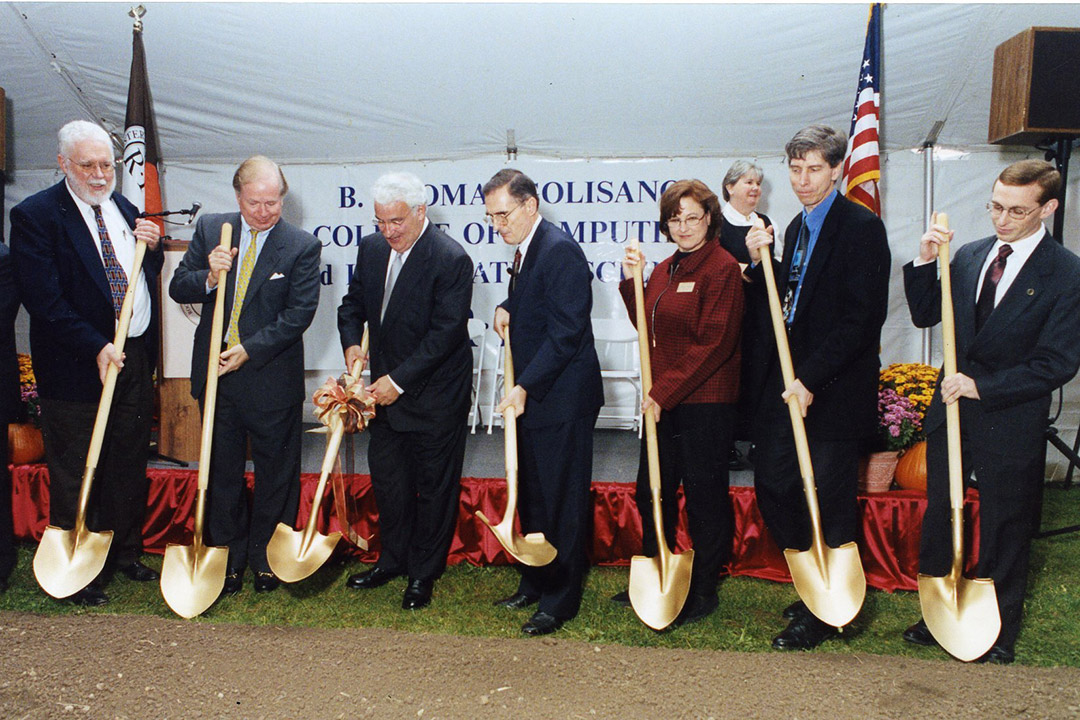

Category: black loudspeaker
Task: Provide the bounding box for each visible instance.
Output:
[989,27,1080,145]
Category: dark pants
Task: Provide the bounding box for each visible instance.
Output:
[205,393,302,574]
[367,418,467,581]
[753,393,860,553]
[515,411,598,620]
[636,402,735,597]
[918,420,1044,650]
[0,427,14,581]
[39,335,153,569]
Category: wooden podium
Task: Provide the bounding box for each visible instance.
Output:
[157,240,202,462]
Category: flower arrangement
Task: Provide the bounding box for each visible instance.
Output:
[18,353,41,427]
[877,362,938,452]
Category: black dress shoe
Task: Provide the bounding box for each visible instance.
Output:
[902,619,938,647]
[222,569,243,596]
[673,593,719,627]
[254,571,280,593]
[118,560,159,582]
[771,613,838,650]
[402,578,433,609]
[522,611,565,637]
[68,583,109,607]
[493,592,539,609]
[609,589,631,607]
[782,600,808,620]
[346,566,400,590]
[977,644,1015,665]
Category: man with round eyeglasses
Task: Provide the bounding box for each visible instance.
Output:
[902,159,1080,664]
[9,120,163,605]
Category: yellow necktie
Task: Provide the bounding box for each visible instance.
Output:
[225,230,258,348]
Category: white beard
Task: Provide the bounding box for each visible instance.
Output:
[67,172,116,206]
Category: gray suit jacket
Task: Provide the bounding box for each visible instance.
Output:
[170,212,321,409]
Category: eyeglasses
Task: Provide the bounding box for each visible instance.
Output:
[484,201,524,226]
[666,214,706,229]
[373,216,408,230]
[68,159,117,174]
[986,201,1041,221]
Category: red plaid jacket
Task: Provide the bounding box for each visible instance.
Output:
[619,240,744,409]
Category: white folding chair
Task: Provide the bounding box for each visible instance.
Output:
[467,318,487,433]
[591,317,642,437]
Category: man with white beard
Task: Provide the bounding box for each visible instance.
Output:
[9,120,163,606]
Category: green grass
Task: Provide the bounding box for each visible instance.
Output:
[3,484,1079,667]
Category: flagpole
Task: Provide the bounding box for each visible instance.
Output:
[921,120,943,366]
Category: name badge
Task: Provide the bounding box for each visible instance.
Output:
[677,282,695,293]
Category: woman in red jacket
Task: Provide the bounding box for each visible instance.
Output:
[613,179,745,625]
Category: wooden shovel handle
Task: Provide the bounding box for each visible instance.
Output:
[934,213,967,523]
[196,224,233,491]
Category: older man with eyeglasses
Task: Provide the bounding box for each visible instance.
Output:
[9,120,163,605]
[336,172,473,610]
[902,159,1080,664]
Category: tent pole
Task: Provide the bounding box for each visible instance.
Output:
[920,139,936,365]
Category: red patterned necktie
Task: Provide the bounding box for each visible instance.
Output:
[975,244,1013,331]
[92,205,129,319]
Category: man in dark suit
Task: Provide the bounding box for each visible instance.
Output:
[337,172,473,610]
[902,159,1080,664]
[170,156,321,595]
[745,124,890,650]
[0,242,21,593]
[484,169,604,636]
[9,120,164,605]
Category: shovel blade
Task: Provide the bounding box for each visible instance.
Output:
[476,511,558,567]
[160,542,229,619]
[785,541,866,627]
[918,573,1001,661]
[628,549,694,630]
[33,525,113,598]
[266,523,342,583]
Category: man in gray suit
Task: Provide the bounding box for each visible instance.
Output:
[170,156,321,596]
[902,159,1080,664]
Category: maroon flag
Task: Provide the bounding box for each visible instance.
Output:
[122,22,163,232]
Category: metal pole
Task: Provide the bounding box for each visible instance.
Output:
[921,143,935,365]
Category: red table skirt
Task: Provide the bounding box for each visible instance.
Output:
[10,466,980,592]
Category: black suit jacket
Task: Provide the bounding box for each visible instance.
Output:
[749,193,890,440]
[337,222,474,432]
[169,212,321,409]
[9,181,164,403]
[904,231,1080,450]
[500,218,603,429]
[0,244,21,424]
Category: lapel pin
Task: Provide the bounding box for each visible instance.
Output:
[1027,288,1035,296]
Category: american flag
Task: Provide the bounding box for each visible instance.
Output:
[842,4,882,216]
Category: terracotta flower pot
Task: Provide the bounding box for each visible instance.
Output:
[895,441,928,492]
[8,422,45,465]
[859,450,899,493]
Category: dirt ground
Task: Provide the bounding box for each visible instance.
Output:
[1,612,1079,719]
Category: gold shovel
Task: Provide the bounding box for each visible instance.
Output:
[33,235,149,598]
[475,329,558,566]
[917,212,1000,661]
[627,239,693,630]
[267,330,372,582]
[757,219,865,627]
[160,224,233,618]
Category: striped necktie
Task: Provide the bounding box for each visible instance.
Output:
[225,230,259,348]
[91,205,129,319]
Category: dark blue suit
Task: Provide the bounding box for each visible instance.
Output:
[905,230,1080,650]
[0,243,21,585]
[502,218,603,620]
[10,180,163,568]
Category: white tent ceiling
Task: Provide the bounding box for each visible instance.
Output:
[2,2,1079,170]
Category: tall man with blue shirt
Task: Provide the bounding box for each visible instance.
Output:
[901,160,1080,664]
[745,125,890,650]
[10,120,164,605]
[170,156,321,596]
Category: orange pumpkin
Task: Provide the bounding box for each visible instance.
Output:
[895,440,927,491]
[8,422,45,465]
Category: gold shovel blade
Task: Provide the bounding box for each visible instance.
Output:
[918,573,1001,662]
[33,525,113,599]
[266,522,343,583]
[160,542,229,619]
[628,549,694,630]
[475,511,558,567]
[785,541,866,627]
